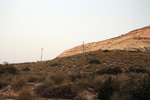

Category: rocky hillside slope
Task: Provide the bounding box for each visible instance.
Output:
[58,25,150,57]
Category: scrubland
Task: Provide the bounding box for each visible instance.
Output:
[0,50,150,100]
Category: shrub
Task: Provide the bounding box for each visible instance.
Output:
[98,76,118,100]
[92,76,103,92]
[119,75,150,100]
[0,65,17,74]
[73,92,87,100]
[89,59,100,64]
[0,81,7,89]
[50,63,60,67]
[5,66,17,74]
[131,75,150,100]
[0,66,5,74]
[16,87,34,100]
[96,67,122,75]
[36,83,76,99]
[11,78,26,91]
[0,74,13,89]
[110,92,120,100]
[74,79,90,92]
[51,74,64,85]
[27,75,39,82]
[23,67,30,71]
[35,83,52,96]
[70,72,87,82]
[128,67,147,73]
[103,50,109,52]
[119,79,135,100]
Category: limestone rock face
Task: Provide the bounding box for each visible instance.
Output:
[58,25,150,58]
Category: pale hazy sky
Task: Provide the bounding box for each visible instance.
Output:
[0,0,150,64]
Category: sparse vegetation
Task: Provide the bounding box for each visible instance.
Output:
[96,67,122,75]
[89,59,100,64]
[73,92,87,100]
[11,77,26,91]
[36,83,76,99]
[16,87,34,100]
[1,50,150,99]
[0,65,17,74]
[98,76,118,100]
[22,67,30,71]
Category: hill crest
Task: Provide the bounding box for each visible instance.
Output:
[58,25,150,58]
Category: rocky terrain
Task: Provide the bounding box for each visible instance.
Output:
[58,25,150,57]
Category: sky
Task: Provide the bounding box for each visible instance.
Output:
[0,0,150,64]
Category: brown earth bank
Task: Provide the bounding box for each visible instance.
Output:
[58,25,150,58]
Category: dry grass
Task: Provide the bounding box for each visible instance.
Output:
[16,87,34,100]
[1,50,150,100]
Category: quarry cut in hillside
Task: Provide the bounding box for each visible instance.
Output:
[58,25,150,58]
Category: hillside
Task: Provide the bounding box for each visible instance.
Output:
[0,25,150,100]
[58,25,150,57]
[0,50,150,100]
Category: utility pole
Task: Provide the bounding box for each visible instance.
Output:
[41,48,43,61]
[83,41,84,53]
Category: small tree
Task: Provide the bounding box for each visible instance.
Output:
[131,75,150,100]
[5,66,17,74]
[98,76,117,100]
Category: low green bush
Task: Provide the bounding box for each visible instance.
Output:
[11,78,26,91]
[35,83,76,99]
[22,67,30,71]
[50,63,60,67]
[103,50,110,52]
[128,67,147,73]
[51,74,64,85]
[0,66,5,74]
[98,76,118,100]
[16,87,34,100]
[131,75,150,100]
[89,59,100,64]
[5,66,17,74]
[73,92,87,100]
[0,65,17,74]
[27,75,39,82]
[70,72,87,82]
[0,81,7,89]
[96,67,122,75]
[74,79,90,92]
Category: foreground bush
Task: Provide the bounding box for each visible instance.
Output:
[51,74,64,85]
[73,92,87,100]
[16,87,34,100]
[35,83,76,99]
[0,66,5,74]
[89,59,100,64]
[128,67,147,73]
[131,75,150,100]
[0,74,13,89]
[27,75,40,82]
[74,79,90,92]
[98,76,118,100]
[22,67,30,71]
[0,65,17,74]
[70,72,87,82]
[97,67,122,75]
[0,81,7,89]
[11,78,26,91]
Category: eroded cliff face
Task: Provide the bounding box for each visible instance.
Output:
[58,25,150,58]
